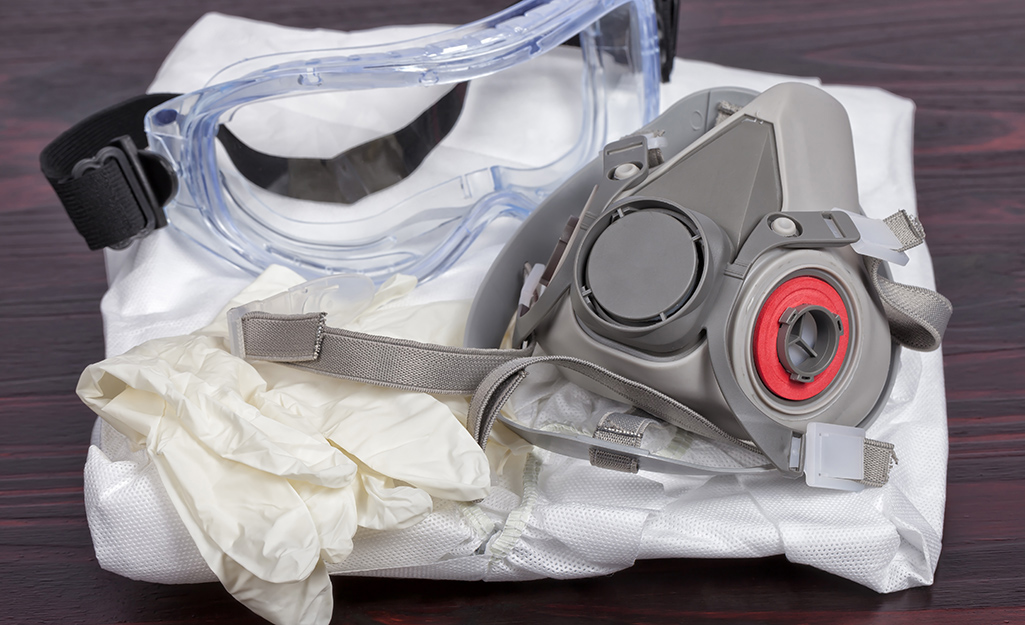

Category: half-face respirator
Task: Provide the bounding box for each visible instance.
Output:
[225,83,950,491]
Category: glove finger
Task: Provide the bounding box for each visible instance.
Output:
[159,336,357,486]
[352,462,433,531]
[86,336,357,488]
[323,388,491,501]
[152,416,322,584]
[162,470,334,625]
[291,480,358,564]
[199,265,307,338]
[220,559,333,625]
[78,362,156,448]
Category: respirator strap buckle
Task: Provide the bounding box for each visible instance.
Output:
[831,208,950,351]
[232,306,901,487]
[801,423,898,491]
[589,411,661,473]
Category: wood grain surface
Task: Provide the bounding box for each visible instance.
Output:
[1,1,1022,623]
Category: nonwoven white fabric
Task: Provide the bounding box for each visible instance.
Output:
[84,11,947,605]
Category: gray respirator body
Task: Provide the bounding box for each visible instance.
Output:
[464,82,945,486]
[232,83,950,490]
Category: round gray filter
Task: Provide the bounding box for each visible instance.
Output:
[584,210,699,324]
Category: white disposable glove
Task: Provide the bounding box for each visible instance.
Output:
[78,266,491,625]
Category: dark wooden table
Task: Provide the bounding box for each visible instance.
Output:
[2,1,1022,623]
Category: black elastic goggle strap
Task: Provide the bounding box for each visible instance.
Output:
[654,0,680,82]
[217,82,469,204]
[39,93,179,250]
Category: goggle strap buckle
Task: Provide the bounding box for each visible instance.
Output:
[40,93,179,250]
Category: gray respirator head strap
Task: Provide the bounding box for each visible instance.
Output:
[232,316,533,395]
[232,300,902,490]
[866,211,951,351]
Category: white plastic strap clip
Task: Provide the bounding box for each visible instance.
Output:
[802,422,866,491]
[834,209,911,266]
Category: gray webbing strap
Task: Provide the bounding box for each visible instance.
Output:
[467,355,761,454]
[236,312,532,395]
[588,448,641,473]
[465,355,895,486]
[715,100,743,126]
[874,210,953,352]
[589,412,661,473]
[237,312,898,486]
[236,312,326,361]
[860,439,898,487]
[593,411,659,446]
[234,314,751,453]
[884,210,926,252]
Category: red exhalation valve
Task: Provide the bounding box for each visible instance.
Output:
[753,276,849,401]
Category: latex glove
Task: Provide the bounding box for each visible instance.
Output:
[78,266,491,625]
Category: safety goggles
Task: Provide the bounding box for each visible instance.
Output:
[42,0,676,282]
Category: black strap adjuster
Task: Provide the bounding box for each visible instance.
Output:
[40,92,180,251]
[69,136,176,249]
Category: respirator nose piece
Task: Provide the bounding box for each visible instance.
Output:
[753,275,850,401]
